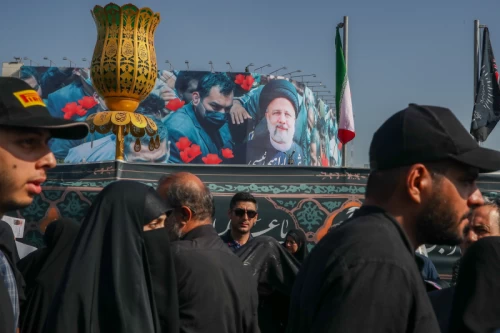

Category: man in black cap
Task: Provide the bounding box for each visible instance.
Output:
[287,104,500,333]
[0,77,88,331]
[235,79,304,165]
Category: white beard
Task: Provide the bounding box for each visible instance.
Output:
[268,122,294,152]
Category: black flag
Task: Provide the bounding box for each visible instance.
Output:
[470,27,500,142]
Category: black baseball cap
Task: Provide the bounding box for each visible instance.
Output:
[369,103,500,173]
[0,77,89,139]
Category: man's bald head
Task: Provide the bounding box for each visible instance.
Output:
[158,172,214,221]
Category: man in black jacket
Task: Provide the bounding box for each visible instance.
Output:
[158,172,260,333]
[287,104,500,333]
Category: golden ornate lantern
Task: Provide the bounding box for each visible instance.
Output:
[87,3,161,160]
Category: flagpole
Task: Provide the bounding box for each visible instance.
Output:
[474,19,480,103]
[342,15,348,167]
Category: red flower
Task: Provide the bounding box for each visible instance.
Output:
[202,154,222,165]
[175,137,192,151]
[166,98,185,111]
[180,144,202,163]
[180,150,192,163]
[188,144,202,158]
[241,75,255,91]
[78,96,98,109]
[61,102,87,120]
[235,74,255,91]
[221,148,234,159]
[234,74,245,85]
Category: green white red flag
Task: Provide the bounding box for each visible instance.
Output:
[335,27,355,144]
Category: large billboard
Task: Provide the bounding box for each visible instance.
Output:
[16,66,342,166]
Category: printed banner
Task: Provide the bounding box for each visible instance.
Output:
[14,66,342,166]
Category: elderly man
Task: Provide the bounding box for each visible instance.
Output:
[429,199,500,333]
[157,172,259,333]
[463,199,500,250]
[0,77,88,332]
[287,104,500,333]
[236,79,304,165]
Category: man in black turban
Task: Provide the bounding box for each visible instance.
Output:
[235,79,304,165]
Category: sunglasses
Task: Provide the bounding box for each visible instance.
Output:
[233,208,257,219]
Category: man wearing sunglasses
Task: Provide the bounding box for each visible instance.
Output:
[221,192,259,251]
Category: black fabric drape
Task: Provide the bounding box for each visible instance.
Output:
[17,218,80,333]
[449,236,500,333]
[143,228,179,333]
[235,236,300,333]
[0,279,14,333]
[42,180,179,333]
[284,229,308,263]
[0,220,26,304]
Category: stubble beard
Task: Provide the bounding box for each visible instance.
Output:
[414,186,467,246]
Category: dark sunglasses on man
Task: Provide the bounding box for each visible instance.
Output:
[233,208,257,219]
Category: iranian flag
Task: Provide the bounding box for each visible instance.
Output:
[335,27,355,144]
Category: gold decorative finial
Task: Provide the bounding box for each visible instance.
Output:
[86,3,161,160]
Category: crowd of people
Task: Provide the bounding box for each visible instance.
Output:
[1,76,500,333]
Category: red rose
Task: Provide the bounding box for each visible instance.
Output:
[234,74,245,85]
[180,150,193,163]
[166,98,185,111]
[62,102,87,120]
[221,148,234,159]
[175,137,192,151]
[188,144,202,159]
[202,154,222,165]
[180,144,202,163]
[78,96,98,109]
[238,75,255,91]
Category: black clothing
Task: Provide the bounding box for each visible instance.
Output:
[284,229,308,263]
[143,228,179,333]
[428,287,455,333]
[43,181,179,333]
[0,279,14,333]
[287,206,440,333]
[0,220,25,305]
[449,236,500,333]
[172,224,259,333]
[237,134,304,166]
[236,236,300,333]
[17,219,80,333]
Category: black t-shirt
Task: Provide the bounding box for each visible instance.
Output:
[287,206,440,333]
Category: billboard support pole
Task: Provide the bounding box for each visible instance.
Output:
[474,20,480,104]
[342,16,348,167]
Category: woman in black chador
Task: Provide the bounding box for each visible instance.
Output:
[43,180,179,333]
[17,218,80,333]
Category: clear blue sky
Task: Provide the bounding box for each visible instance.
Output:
[2,0,499,167]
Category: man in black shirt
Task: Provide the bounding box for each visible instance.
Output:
[220,192,258,251]
[287,104,500,333]
[157,172,259,333]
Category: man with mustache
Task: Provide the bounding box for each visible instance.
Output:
[287,104,500,333]
[0,77,88,332]
[165,73,234,164]
[157,172,259,333]
[236,79,303,165]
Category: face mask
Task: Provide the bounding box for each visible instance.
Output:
[194,102,227,130]
[204,111,228,129]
